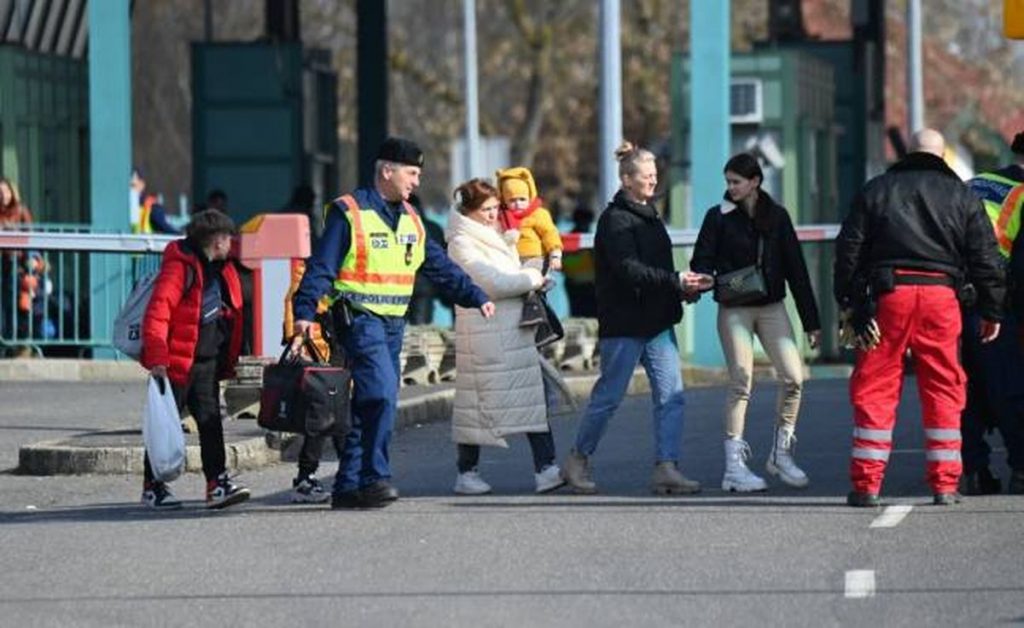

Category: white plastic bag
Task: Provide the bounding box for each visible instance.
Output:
[142,375,186,482]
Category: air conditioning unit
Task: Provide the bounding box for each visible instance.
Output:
[730,78,764,124]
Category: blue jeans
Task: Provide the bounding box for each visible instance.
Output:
[574,329,686,463]
[334,312,405,494]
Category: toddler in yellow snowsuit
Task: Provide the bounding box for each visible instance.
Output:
[496,167,563,328]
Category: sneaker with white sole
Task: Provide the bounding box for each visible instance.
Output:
[141,482,183,510]
[722,438,768,492]
[292,475,331,504]
[206,472,251,509]
[535,464,567,494]
[454,470,492,495]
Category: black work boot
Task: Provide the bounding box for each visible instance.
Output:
[362,481,399,504]
[1008,470,1024,495]
[331,490,367,510]
[847,491,881,508]
[960,468,1001,496]
[933,492,963,506]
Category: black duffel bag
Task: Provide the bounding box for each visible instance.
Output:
[257,339,351,436]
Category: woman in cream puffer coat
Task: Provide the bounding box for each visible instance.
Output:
[446,178,566,495]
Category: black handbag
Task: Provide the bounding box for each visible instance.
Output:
[714,236,768,306]
[257,339,351,436]
[534,293,565,348]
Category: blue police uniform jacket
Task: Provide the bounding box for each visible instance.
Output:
[293,187,488,322]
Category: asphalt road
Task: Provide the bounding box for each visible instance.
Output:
[0,378,1021,627]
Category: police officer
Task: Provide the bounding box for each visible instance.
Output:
[130,167,180,235]
[835,129,1005,508]
[292,137,495,509]
[961,132,1024,495]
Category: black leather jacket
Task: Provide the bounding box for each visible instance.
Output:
[834,152,1005,320]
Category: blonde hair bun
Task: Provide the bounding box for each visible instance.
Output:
[614,141,636,162]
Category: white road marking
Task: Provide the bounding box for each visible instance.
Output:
[870,504,913,528]
[845,570,876,599]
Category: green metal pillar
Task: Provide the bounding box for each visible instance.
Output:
[688,2,730,366]
[88,0,132,354]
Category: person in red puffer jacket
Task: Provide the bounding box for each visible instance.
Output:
[139,210,249,510]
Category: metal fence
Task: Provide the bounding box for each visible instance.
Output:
[0,225,841,358]
[0,229,177,357]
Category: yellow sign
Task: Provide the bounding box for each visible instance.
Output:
[1006,0,1024,39]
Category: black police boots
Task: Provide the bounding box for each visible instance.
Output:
[961,467,1001,496]
[330,481,400,510]
[846,491,881,508]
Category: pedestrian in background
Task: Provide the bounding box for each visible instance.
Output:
[282,259,338,503]
[562,205,598,318]
[1,177,35,345]
[291,137,495,509]
[406,193,452,326]
[960,132,1024,495]
[446,178,564,495]
[130,167,180,235]
[835,129,1004,508]
[690,153,821,492]
[561,142,709,495]
[140,210,249,509]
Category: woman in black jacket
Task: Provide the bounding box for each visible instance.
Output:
[561,142,709,495]
[691,153,821,493]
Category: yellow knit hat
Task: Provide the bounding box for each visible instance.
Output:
[495,167,538,202]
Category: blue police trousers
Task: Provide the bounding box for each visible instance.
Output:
[334,311,405,494]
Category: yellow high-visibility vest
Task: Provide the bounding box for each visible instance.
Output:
[969,171,1024,258]
[132,195,156,234]
[331,194,426,317]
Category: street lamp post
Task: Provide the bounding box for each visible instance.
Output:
[463,0,481,180]
[598,0,623,207]
[907,0,924,133]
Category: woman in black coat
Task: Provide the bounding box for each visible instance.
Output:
[691,153,821,493]
[561,142,709,496]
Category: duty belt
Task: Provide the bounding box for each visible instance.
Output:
[892,272,955,287]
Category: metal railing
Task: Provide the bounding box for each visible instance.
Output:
[0,225,841,358]
[0,230,178,357]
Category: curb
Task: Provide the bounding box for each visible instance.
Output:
[15,365,849,476]
[17,434,281,477]
[0,359,147,382]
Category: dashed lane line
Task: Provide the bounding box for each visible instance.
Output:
[870,504,914,528]
[844,570,876,599]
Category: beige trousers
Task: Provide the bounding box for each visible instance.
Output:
[717,301,804,439]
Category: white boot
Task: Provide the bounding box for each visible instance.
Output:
[765,426,809,488]
[722,438,768,492]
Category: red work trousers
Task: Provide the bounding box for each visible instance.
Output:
[849,283,965,495]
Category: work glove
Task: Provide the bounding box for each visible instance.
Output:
[839,302,881,351]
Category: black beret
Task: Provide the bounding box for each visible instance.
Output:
[376,137,424,167]
[1012,132,1024,156]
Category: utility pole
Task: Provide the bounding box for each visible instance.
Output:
[906,0,924,133]
[463,0,481,180]
[598,0,623,207]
